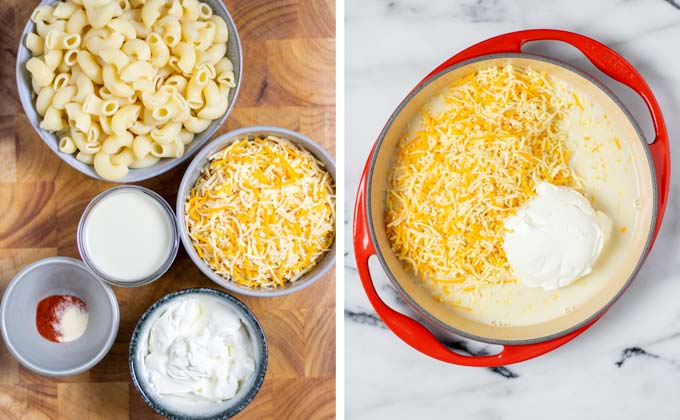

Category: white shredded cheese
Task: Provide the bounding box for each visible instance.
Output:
[385,65,580,309]
[186,135,335,289]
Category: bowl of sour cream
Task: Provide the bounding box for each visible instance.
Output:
[129,288,268,420]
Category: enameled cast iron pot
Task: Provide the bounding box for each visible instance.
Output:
[353,29,670,366]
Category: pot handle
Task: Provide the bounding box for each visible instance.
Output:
[353,160,591,367]
[425,29,669,240]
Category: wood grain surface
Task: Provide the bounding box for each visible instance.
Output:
[0,0,336,419]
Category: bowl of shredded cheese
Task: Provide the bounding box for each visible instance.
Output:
[177,126,336,296]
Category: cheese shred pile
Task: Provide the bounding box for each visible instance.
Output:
[385,65,578,302]
[186,135,335,289]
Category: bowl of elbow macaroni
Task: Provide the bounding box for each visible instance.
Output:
[16,0,242,182]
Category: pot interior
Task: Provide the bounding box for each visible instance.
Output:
[368,55,655,343]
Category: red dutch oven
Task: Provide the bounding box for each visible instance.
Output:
[353,29,670,366]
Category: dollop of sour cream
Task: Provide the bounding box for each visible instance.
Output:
[141,297,255,405]
[503,182,612,290]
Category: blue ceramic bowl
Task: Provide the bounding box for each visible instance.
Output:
[129,288,267,420]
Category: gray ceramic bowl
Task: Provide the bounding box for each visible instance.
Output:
[176,126,337,297]
[0,257,119,377]
[16,0,243,183]
[129,288,267,420]
[77,185,180,288]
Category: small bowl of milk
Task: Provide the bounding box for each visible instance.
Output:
[77,186,179,288]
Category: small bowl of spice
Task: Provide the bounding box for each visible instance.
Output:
[0,257,119,377]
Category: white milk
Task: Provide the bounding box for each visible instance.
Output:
[83,190,174,281]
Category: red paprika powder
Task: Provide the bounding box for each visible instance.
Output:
[36,295,87,343]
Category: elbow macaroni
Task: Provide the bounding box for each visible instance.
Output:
[122,39,151,61]
[171,42,196,74]
[25,0,234,181]
[35,87,56,116]
[65,102,91,132]
[94,151,129,180]
[26,57,55,87]
[26,33,45,55]
[147,32,169,68]
[85,1,119,29]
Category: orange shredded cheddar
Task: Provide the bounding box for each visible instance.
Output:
[573,93,585,111]
[385,66,578,301]
[186,135,335,289]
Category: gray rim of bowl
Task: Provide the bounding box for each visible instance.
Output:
[176,126,337,297]
[129,287,268,420]
[365,52,658,346]
[15,0,243,183]
[77,185,180,288]
[0,256,120,377]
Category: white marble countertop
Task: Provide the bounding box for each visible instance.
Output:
[344,0,680,418]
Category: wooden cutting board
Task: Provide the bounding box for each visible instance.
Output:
[0,0,336,418]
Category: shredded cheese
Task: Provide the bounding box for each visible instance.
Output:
[186,135,335,289]
[385,65,578,304]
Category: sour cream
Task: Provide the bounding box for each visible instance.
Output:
[140,297,255,406]
[81,188,175,282]
[503,182,612,290]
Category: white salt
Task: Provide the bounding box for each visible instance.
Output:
[57,305,89,342]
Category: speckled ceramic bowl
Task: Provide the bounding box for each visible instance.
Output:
[16,0,242,183]
[129,288,267,420]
